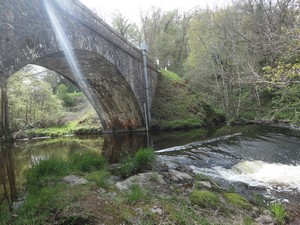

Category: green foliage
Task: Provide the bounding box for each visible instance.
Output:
[134,148,156,170]
[190,190,220,208]
[124,184,148,205]
[152,70,224,130]
[8,71,64,130]
[119,148,156,178]
[84,170,110,188]
[0,202,10,224]
[57,84,84,108]
[70,150,107,173]
[119,155,136,178]
[26,158,69,187]
[243,217,255,225]
[161,69,182,82]
[223,192,251,208]
[270,203,287,225]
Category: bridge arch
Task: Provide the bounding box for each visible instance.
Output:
[0,0,158,133]
[33,50,144,131]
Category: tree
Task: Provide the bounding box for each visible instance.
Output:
[111,11,141,47]
[8,69,64,130]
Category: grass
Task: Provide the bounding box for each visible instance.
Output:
[134,148,156,171]
[70,150,107,173]
[84,170,110,188]
[119,148,156,178]
[151,70,224,130]
[270,203,287,225]
[124,184,148,205]
[26,158,70,187]
[190,189,220,208]
[26,108,101,138]
[223,192,251,209]
[0,202,10,224]
[160,69,182,82]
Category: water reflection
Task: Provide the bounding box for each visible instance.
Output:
[103,133,148,163]
[1,125,300,205]
[0,143,17,210]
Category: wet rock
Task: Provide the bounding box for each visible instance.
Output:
[63,175,88,186]
[166,169,192,182]
[116,172,166,191]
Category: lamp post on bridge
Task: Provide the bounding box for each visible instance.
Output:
[140,42,151,131]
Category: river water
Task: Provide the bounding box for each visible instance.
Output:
[1,124,300,206]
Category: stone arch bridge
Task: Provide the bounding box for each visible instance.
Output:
[0,0,158,133]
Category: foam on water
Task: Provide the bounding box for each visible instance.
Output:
[191,161,300,192]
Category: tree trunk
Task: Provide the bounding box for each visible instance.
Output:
[1,79,10,139]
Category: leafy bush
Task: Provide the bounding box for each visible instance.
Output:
[270,203,286,225]
[190,190,220,208]
[70,150,107,173]
[26,158,69,186]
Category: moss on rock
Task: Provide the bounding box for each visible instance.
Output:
[190,189,220,208]
[223,192,251,208]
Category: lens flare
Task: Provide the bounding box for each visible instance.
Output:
[43,0,95,106]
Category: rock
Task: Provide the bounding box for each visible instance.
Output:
[96,188,106,194]
[107,192,117,199]
[198,181,212,189]
[167,169,192,182]
[134,208,144,216]
[116,172,166,191]
[63,175,88,186]
[151,206,163,215]
[255,211,275,225]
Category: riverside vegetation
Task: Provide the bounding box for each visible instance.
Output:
[0,148,289,225]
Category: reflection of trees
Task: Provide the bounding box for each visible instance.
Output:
[103,133,148,163]
[0,143,17,210]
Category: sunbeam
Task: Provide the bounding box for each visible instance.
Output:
[43,0,96,107]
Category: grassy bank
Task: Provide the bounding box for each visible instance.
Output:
[151,70,225,130]
[14,108,102,139]
[0,148,286,225]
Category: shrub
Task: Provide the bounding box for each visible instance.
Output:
[190,190,220,208]
[70,150,106,172]
[26,158,69,186]
[270,203,286,225]
[224,192,251,208]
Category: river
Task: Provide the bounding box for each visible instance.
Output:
[1,124,300,207]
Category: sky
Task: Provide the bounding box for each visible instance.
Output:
[80,0,230,23]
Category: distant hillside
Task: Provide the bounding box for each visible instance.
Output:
[151,70,225,130]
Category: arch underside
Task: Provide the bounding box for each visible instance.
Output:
[33,50,144,132]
